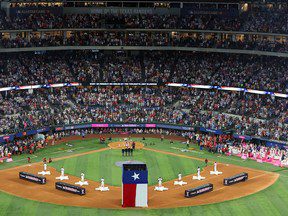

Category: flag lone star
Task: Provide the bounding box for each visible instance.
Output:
[132,172,140,180]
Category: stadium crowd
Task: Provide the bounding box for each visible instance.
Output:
[1,51,286,141]
[0,135,47,158]
[0,51,287,93]
[0,86,287,142]
[1,32,287,53]
[195,133,288,166]
[0,6,288,34]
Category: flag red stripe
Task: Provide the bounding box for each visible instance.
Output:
[122,184,137,207]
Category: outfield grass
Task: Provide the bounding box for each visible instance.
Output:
[50,148,203,186]
[0,138,107,170]
[141,138,285,172]
[0,137,288,216]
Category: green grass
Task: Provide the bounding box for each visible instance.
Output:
[0,175,287,216]
[0,138,108,170]
[0,137,288,216]
[50,148,203,186]
[141,138,285,172]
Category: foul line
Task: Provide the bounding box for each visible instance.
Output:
[143,147,279,175]
[49,147,85,155]
[0,147,110,172]
[143,147,208,162]
[12,155,38,163]
[50,147,110,162]
[170,147,204,154]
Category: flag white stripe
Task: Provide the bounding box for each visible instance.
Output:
[135,183,148,207]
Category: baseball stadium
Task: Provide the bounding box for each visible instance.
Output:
[0,0,287,216]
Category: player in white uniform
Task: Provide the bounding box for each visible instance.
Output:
[214,162,217,172]
[158,177,163,187]
[60,167,65,177]
[197,167,201,177]
[81,172,85,182]
[44,163,47,171]
[178,173,182,181]
[100,177,105,188]
[155,176,168,191]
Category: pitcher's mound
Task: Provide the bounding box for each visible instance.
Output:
[108,141,144,149]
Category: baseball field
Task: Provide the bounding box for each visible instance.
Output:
[0,135,287,216]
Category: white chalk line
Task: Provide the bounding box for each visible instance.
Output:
[49,147,85,155]
[2,147,84,165]
[170,147,204,155]
[12,155,38,163]
[219,156,247,162]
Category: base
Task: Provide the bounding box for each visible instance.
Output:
[154,186,168,191]
[55,176,69,180]
[75,181,89,186]
[210,170,223,175]
[174,180,187,186]
[38,171,51,175]
[192,175,205,180]
[95,186,110,191]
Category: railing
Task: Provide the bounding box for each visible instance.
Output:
[0,28,287,37]
[0,28,287,56]
[0,46,287,57]
[0,82,287,98]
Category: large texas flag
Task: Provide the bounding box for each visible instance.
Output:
[122,170,148,207]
